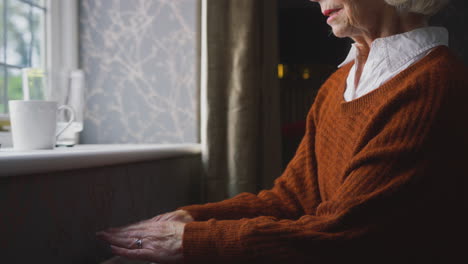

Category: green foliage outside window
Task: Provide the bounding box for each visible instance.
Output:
[0,0,46,114]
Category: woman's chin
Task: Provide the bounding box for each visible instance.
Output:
[330,26,351,39]
[330,29,347,38]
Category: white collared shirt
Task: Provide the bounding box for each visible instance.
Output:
[338,27,449,102]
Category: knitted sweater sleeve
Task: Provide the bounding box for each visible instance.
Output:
[179,68,347,222]
[182,66,468,263]
[180,102,322,221]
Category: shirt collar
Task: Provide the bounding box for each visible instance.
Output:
[338,27,449,71]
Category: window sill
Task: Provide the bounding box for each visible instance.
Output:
[0,144,201,177]
[0,131,12,148]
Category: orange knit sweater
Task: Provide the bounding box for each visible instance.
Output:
[181,46,468,263]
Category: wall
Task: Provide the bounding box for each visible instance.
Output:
[80,0,198,144]
[0,155,201,263]
[432,1,468,64]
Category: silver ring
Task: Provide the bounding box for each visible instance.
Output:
[135,238,143,249]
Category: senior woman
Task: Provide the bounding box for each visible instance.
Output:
[97,0,468,263]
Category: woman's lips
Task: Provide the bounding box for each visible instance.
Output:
[324,8,342,24]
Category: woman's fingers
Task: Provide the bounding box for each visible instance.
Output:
[104,220,151,233]
[97,232,141,249]
[100,220,156,236]
[97,221,185,263]
[105,221,174,238]
[104,225,162,239]
[98,210,193,237]
[103,226,141,236]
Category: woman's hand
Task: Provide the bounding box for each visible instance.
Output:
[151,209,194,224]
[96,210,194,263]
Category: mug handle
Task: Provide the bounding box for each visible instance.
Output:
[56,105,75,139]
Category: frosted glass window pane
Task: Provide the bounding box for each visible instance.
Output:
[0,66,5,113]
[0,2,5,63]
[6,1,31,66]
[0,0,46,115]
[27,0,45,8]
[30,6,45,67]
[6,1,45,67]
[7,68,22,101]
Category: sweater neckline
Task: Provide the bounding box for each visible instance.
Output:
[339,46,449,114]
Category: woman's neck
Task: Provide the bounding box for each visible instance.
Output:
[351,12,428,88]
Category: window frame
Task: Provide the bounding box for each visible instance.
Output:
[0,0,78,123]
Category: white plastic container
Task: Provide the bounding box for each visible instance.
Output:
[56,70,85,146]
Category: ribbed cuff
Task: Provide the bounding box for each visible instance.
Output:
[182,219,247,264]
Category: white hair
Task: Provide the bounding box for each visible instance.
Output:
[384,0,450,15]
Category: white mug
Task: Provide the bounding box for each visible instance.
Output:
[8,100,75,150]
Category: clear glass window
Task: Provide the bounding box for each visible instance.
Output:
[0,0,47,114]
